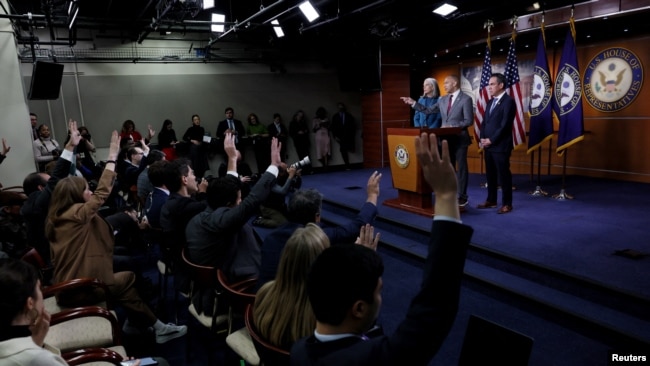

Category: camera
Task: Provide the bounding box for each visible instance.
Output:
[290,156,311,170]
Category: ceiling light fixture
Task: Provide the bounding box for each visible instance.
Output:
[67,0,79,30]
[203,0,215,9]
[211,13,225,32]
[298,1,320,23]
[432,3,457,17]
[532,2,541,10]
[271,19,285,38]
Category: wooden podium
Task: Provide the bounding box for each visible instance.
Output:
[383,127,461,216]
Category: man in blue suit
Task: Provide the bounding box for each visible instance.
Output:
[257,171,381,288]
[478,73,516,214]
[290,133,472,365]
[401,75,474,208]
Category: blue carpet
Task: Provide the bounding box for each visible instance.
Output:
[301,168,650,300]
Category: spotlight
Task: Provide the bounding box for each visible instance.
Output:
[298,1,319,23]
[203,0,215,9]
[432,3,457,17]
[211,13,225,32]
[67,0,79,30]
[272,19,285,38]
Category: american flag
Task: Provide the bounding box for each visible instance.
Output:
[473,44,492,150]
[504,37,526,147]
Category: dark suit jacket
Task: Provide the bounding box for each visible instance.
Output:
[480,92,516,153]
[331,111,356,150]
[185,171,276,268]
[413,91,474,146]
[144,188,169,229]
[290,220,472,366]
[258,201,378,287]
[21,153,72,264]
[216,119,246,140]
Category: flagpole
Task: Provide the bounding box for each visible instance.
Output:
[553,149,573,200]
[529,144,548,196]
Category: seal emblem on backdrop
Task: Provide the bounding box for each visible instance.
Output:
[393,144,409,169]
[530,65,552,116]
[583,47,643,112]
[554,63,582,116]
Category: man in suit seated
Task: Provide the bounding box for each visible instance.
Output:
[290,133,473,365]
[185,133,280,315]
[257,171,381,288]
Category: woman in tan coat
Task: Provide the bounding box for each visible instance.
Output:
[45,126,186,344]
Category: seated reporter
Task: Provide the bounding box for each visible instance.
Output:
[45,127,186,344]
[0,258,67,365]
[290,133,473,365]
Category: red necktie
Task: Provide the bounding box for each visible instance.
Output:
[447,94,453,115]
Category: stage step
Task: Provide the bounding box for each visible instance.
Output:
[319,198,650,347]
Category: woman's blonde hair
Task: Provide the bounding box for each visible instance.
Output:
[253,223,330,349]
[45,176,87,242]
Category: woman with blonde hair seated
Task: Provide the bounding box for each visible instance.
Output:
[253,223,329,350]
[0,258,67,365]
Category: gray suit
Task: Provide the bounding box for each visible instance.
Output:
[413,91,474,201]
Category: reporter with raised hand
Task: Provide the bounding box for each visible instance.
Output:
[21,119,81,267]
[290,133,473,366]
[46,130,187,344]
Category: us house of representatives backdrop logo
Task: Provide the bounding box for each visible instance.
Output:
[393,144,410,168]
[530,64,552,116]
[583,47,643,112]
[554,63,582,116]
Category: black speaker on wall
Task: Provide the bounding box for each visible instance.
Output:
[338,52,382,92]
[28,61,64,100]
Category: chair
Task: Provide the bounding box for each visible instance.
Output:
[63,347,124,366]
[458,314,534,366]
[181,248,229,332]
[216,268,257,334]
[42,277,112,315]
[46,306,127,358]
[244,304,290,366]
[20,247,53,285]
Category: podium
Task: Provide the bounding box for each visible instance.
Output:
[383,127,461,216]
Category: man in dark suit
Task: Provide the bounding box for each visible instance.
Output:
[402,75,475,208]
[268,113,289,160]
[331,102,356,169]
[142,160,170,229]
[290,133,472,365]
[185,133,280,313]
[478,72,516,214]
[257,171,381,288]
[216,107,246,151]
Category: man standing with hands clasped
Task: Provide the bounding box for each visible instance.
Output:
[400,75,474,209]
[478,73,516,214]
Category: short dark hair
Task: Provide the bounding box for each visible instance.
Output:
[146,149,166,165]
[491,72,506,85]
[165,158,191,193]
[148,160,169,188]
[127,147,141,161]
[23,172,47,195]
[308,245,384,326]
[0,258,39,328]
[206,175,241,209]
[287,189,322,225]
[29,112,38,118]
[225,107,234,114]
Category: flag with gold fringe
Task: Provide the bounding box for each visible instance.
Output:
[527,22,554,154]
[473,43,492,150]
[553,16,584,155]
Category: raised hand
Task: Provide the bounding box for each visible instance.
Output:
[224,132,237,160]
[270,137,281,167]
[1,138,10,156]
[108,131,120,161]
[415,132,459,218]
[355,224,380,251]
[147,124,156,139]
[65,119,82,149]
[365,171,381,205]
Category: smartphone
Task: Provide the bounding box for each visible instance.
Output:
[121,357,158,366]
